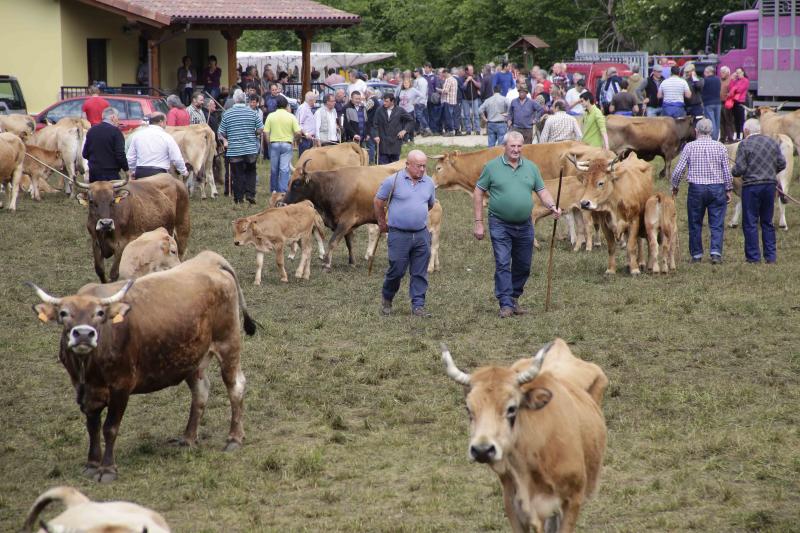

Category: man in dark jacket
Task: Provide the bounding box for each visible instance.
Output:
[684,63,705,118]
[371,93,414,164]
[701,65,722,140]
[342,90,368,143]
[642,68,663,116]
[82,106,128,182]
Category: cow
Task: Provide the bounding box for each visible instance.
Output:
[284,161,404,270]
[74,174,190,283]
[0,114,36,141]
[289,141,369,184]
[644,193,678,273]
[0,131,25,210]
[27,251,256,482]
[118,227,181,279]
[21,144,63,201]
[22,486,170,533]
[572,152,654,275]
[364,199,443,273]
[758,107,800,155]
[166,124,218,199]
[606,115,695,178]
[441,338,607,533]
[268,192,327,261]
[727,134,794,230]
[29,117,90,193]
[232,200,326,284]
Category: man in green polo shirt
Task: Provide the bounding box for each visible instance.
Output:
[473,131,561,318]
[579,91,609,150]
[264,95,301,192]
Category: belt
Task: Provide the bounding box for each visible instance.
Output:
[663,102,684,107]
[270,141,292,144]
[389,227,426,233]
[136,166,168,172]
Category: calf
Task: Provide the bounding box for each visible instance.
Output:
[22,144,63,201]
[0,131,25,210]
[232,200,325,284]
[364,200,443,273]
[644,193,678,273]
[270,191,327,261]
[441,338,607,532]
[119,227,181,279]
[23,486,170,533]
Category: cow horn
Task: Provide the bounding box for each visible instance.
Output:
[25,282,62,305]
[776,101,787,112]
[516,341,553,385]
[98,279,134,305]
[606,154,621,172]
[289,163,295,172]
[111,175,129,190]
[73,178,90,190]
[441,343,471,385]
[428,154,445,160]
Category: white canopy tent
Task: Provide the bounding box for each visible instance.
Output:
[236,51,396,75]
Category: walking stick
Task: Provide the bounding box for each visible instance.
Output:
[544,169,564,312]
[367,171,400,275]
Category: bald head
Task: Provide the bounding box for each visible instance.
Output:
[406,150,428,179]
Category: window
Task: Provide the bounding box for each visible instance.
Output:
[108,99,128,120]
[0,80,25,111]
[153,99,169,114]
[720,24,746,54]
[128,100,144,120]
[87,39,108,84]
[46,99,85,123]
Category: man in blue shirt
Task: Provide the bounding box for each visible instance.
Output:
[492,61,514,96]
[507,87,543,144]
[374,150,437,317]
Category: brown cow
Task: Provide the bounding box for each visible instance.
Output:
[758,107,800,154]
[573,152,654,275]
[0,114,36,141]
[0,131,25,210]
[441,338,607,532]
[28,251,255,482]
[75,174,190,283]
[22,144,63,201]
[644,193,678,273]
[118,227,181,279]
[289,141,368,184]
[23,486,170,533]
[283,161,404,270]
[233,200,326,284]
[364,200,444,273]
[29,117,90,193]
[606,115,695,178]
[166,124,218,199]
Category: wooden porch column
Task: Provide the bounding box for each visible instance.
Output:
[222,29,243,89]
[297,29,315,96]
[148,41,160,91]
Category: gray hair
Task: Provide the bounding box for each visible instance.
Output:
[695,118,713,136]
[704,66,716,76]
[101,106,118,121]
[232,88,246,104]
[304,91,317,103]
[166,94,184,108]
[720,66,731,74]
[505,130,524,144]
[744,118,761,134]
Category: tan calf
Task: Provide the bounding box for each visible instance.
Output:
[644,193,678,274]
[119,227,181,279]
[22,144,63,201]
[269,191,326,261]
[232,200,325,284]
[29,117,89,193]
[23,486,170,533]
[442,338,607,533]
[0,131,25,210]
[0,114,35,142]
[364,200,443,273]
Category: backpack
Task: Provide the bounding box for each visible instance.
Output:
[600,79,619,106]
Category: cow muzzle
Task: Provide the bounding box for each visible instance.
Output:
[580,200,596,211]
[96,218,115,232]
[233,240,242,246]
[68,325,98,353]
[470,442,499,464]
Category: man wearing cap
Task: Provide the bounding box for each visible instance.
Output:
[683,63,705,117]
[642,66,663,117]
[507,86,542,144]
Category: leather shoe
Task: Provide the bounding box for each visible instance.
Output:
[381,298,392,316]
[512,298,528,315]
[711,255,722,265]
[412,307,431,318]
[498,307,514,318]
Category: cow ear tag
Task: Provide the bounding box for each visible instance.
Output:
[78,197,88,206]
[38,311,49,322]
[115,197,122,204]
[112,314,125,324]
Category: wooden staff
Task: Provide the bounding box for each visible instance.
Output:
[545,169,563,312]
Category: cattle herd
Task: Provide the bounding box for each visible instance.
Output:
[2,107,799,532]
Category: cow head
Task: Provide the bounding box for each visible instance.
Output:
[269,191,287,207]
[28,280,133,355]
[441,342,553,464]
[284,161,319,206]
[75,177,130,233]
[232,217,271,250]
[429,152,457,189]
[568,156,620,211]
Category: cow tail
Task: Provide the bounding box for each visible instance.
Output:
[23,487,90,532]
[219,263,258,335]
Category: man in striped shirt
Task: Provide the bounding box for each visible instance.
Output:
[539,100,582,143]
[440,70,459,136]
[671,118,733,264]
[219,88,264,205]
[658,65,691,119]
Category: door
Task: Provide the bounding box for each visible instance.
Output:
[186,38,209,79]
[87,39,108,85]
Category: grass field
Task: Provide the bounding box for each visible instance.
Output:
[1,144,799,532]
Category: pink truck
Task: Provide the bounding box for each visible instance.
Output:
[709,0,800,105]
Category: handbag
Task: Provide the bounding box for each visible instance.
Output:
[724,97,734,110]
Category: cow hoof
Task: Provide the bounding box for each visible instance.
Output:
[95,468,118,483]
[728,223,738,228]
[254,280,261,286]
[168,436,196,447]
[82,463,100,477]
[604,269,616,275]
[631,269,641,276]
[222,440,242,453]
[323,266,332,273]
[280,278,289,283]
[780,225,788,231]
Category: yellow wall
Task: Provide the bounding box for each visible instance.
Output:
[159,31,229,93]
[0,0,63,113]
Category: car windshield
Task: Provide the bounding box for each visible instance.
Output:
[0,80,25,111]
[153,99,169,114]
[46,99,85,123]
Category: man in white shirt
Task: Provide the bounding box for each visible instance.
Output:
[315,93,340,145]
[565,78,586,116]
[295,91,317,156]
[658,65,692,119]
[347,69,367,98]
[126,113,188,179]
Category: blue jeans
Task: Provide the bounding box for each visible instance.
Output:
[646,106,661,117]
[428,103,442,133]
[662,102,686,118]
[704,103,721,141]
[687,183,727,259]
[298,137,313,157]
[382,228,431,309]
[366,138,377,164]
[742,183,776,262]
[462,99,480,133]
[442,103,457,132]
[488,215,534,309]
[487,122,507,147]
[268,142,293,192]
[414,104,429,131]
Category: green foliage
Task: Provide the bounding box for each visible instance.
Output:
[239,0,751,70]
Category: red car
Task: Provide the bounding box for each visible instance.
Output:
[34,95,168,132]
